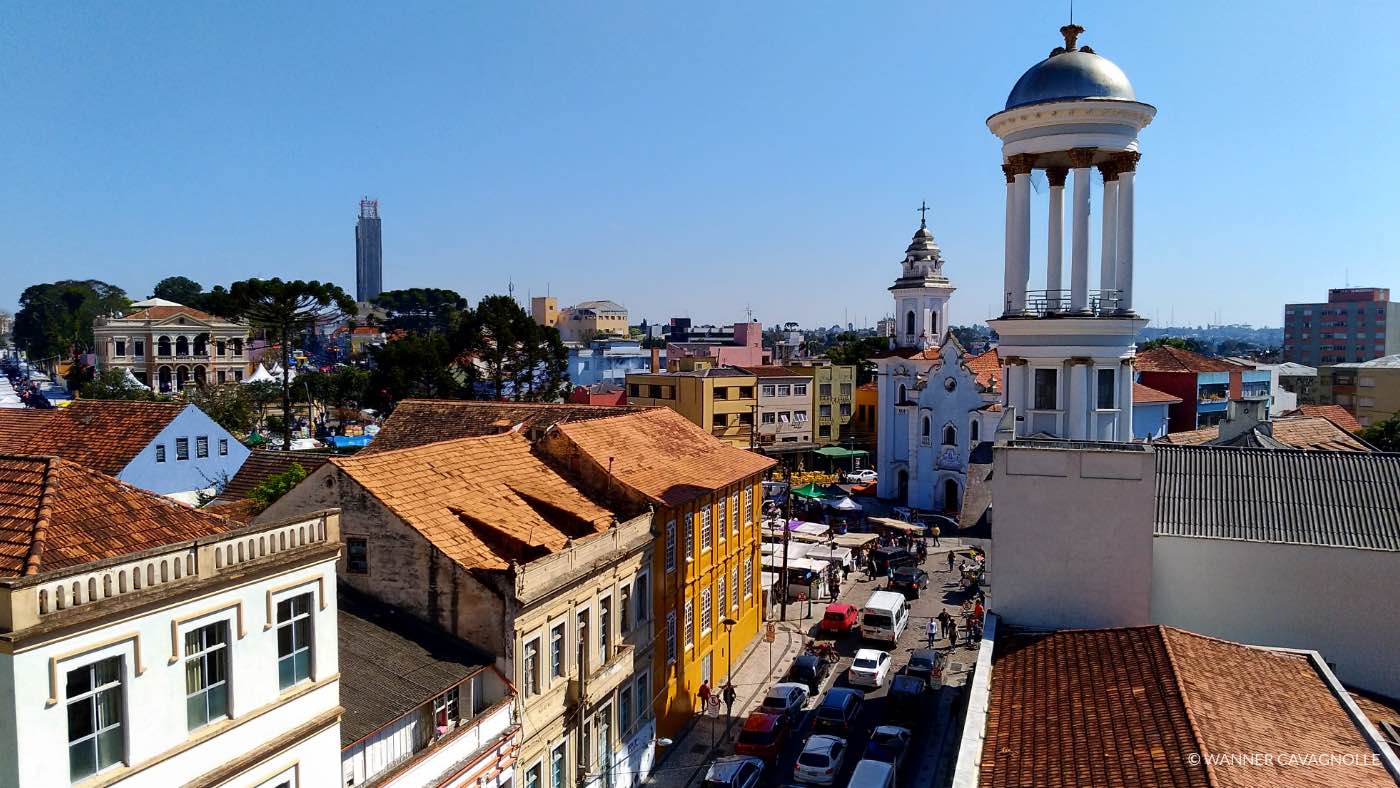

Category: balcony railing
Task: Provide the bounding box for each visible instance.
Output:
[1012,289,1122,318]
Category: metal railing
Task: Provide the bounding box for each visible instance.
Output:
[1008,289,1122,317]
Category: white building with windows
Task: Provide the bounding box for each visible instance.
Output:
[873,218,1003,510]
[93,299,251,392]
[985,24,1153,441]
[0,453,341,787]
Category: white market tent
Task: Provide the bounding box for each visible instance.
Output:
[121,367,150,390]
[830,497,863,512]
[243,364,277,384]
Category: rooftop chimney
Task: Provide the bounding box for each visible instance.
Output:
[1218,399,1269,444]
[650,347,660,374]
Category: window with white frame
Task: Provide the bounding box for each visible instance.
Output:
[634,572,649,626]
[731,493,739,536]
[155,444,166,463]
[762,385,776,397]
[700,506,712,552]
[619,683,633,735]
[684,599,694,649]
[471,672,487,714]
[276,593,314,689]
[744,488,753,524]
[716,576,726,622]
[620,584,632,634]
[196,436,209,458]
[762,411,776,424]
[717,497,726,542]
[665,521,677,572]
[176,437,190,461]
[777,384,791,397]
[635,671,650,723]
[67,656,125,781]
[685,518,694,562]
[1033,368,1059,410]
[731,567,740,610]
[524,638,541,696]
[551,742,567,788]
[185,621,230,730]
[218,438,229,456]
[700,587,713,634]
[432,686,460,737]
[599,596,611,664]
[744,556,754,598]
[666,612,677,664]
[794,383,808,396]
[551,622,566,678]
[1096,368,1116,410]
[526,762,542,788]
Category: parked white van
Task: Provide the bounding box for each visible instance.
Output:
[848,758,896,788]
[860,590,909,644]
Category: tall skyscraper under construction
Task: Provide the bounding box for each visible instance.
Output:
[355,198,383,303]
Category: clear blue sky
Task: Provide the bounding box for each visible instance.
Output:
[5,1,1397,330]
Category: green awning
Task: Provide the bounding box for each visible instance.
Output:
[813,447,869,458]
[791,483,829,499]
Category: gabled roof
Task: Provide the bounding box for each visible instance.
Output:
[0,409,59,451]
[363,399,647,455]
[1160,416,1370,452]
[548,408,775,507]
[0,454,234,578]
[1284,404,1363,433]
[337,586,492,746]
[1154,445,1400,550]
[332,431,621,572]
[964,349,1001,391]
[215,449,334,502]
[1332,353,1400,369]
[1133,382,1182,405]
[1135,346,1244,374]
[0,401,186,475]
[124,304,218,322]
[981,625,1396,788]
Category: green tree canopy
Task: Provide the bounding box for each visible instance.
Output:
[249,463,308,510]
[456,294,569,401]
[13,280,131,363]
[227,278,356,449]
[183,383,257,435]
[1358,414,1400,452]
[372,288,469,334]
[823,332,891,385]
[368,334,463,408]
[80,368,161,401]
[1138,336,1210,354]
[152,276,205,306]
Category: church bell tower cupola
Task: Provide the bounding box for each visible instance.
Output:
[890,202,956,350]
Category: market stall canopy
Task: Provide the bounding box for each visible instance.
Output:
[830,496,863,512]
[814,446,869,459]
[761,571,782,589]
[761,556,829,573]
[831,533,879,549]
[121,367,150,390]
[868,516,922,533]
[761,542,812,560]
[791,521,831,537]
[791,483,828,500]
[244,364,277,384]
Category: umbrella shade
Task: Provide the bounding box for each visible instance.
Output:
[791,483,828,500]
[831,496,863,511]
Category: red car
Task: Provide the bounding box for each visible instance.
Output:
[734,711,789,760]
[819,602,859,635]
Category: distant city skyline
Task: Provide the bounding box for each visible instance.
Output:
[4,2,1397,329]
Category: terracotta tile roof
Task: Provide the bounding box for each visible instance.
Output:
[548,408,774,507]
[0,409,59,452]
[1160,416,1370,452]
[200,497,261,524]
[1136,346,1245,374]
[1135,382,1183,404]
[964,348,1001,391]
[2,401,184,475]
[333,431,621,572]
[363,399,648,454]
[981,625,1396,788]
[216,449,334,501]
[1285,404,1363,433]
[124,304,218,322]
[738,366,813,379]
[0,454,234,578]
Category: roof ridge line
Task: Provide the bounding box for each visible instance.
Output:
[1157,626,1220,787]
[335,429,526,465]
[25,457,60,576]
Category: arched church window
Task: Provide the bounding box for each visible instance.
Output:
[943,424,957,446]
[922,416,931,437]
[930,310,939,336]
[971,418,980,442]
[905,311,915,336]
[898,385,907,404]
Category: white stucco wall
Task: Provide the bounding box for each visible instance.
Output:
[989,443,1155,629]
[0,557,340,787]
[1152,537,1400,699]
[360,702,513,788]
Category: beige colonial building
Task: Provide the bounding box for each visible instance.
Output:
[259,430,659,788]
[93,298,250,392]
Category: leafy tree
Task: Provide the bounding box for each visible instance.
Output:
[80,368,160,401]
[640,334,667,349]
[368,334,463,407]
[1358,414,1400,452]
[456,295,569,401]
[13,280,131,364]
[152,276,205,306]
[244,380,282,427]
[64,362,97,393]
[199,285,239,319]
[824,332,891,385]
[183,383,257,435]
[249,463,308,510]
[227,278,356,449]
[1138,336,1210,354]
[372,288,468,334]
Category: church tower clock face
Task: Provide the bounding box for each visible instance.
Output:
[944,377,957,392]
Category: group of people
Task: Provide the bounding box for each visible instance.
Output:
[925,594,985,649]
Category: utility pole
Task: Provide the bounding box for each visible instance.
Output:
[781,465,793,622]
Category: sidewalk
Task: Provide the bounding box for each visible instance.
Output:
[645,614,808,788]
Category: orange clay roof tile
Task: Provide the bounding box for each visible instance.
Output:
[0,400,185,475]
[1284,404,1363,433]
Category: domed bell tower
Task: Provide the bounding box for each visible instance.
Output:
[890,202,955,351]
[987,24,1153,441]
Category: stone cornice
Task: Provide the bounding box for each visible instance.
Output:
[1067,148,1097,169]
[986,99,1157,139]
[1005,154,1037,176]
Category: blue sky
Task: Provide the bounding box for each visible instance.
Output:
[4,1,1397,330]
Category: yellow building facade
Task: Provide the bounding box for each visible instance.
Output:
[625,366,757,448]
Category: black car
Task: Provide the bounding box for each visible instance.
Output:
[906,649,940,685]
[813,687,864,734]
[786,654,833,694]
[889,566,930,598]
[869,548,917,576]
[888,674,929,721]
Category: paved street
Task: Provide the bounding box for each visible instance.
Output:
[646,541,983,788]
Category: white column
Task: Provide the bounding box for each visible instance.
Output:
[1014,172,1032,312]
[1115,151,1140,314]
[1068,150,1094,315]
[1046,168,1067,312]
[1117,360,1134,441]
[1018,363,1032,436]
[1002,167,1018,315]
[1068,360,1088,440]
[1099,164,1119,304]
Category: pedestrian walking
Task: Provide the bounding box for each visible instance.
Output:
[696,679,711,711]
[947,551,956,573]
[931,526,941,547]
[946,619,958,649]
[926,618,939,648]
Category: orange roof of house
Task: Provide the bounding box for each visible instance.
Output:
[1160,416,1370,452]
[1136,346,1244,374]
[0,454,234,577]
[0,410,60,452]
[125,305,218,322]
[964,348,1001,391]
[1285,404,1363,433]
[0,401,185,475]
[980,625,1395,788]
[1133,382,1183,404]
[332,431,621,572]
[216,449,334,501]
[550,408,775,507]
[364,399,648,454]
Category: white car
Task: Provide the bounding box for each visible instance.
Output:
[704,755,764,788]
[794,734,849,785]
[759,682,810,725]
[844,469,878,484]
[847,649,892,689]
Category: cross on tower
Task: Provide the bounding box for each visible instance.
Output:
[917,201,930,228]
